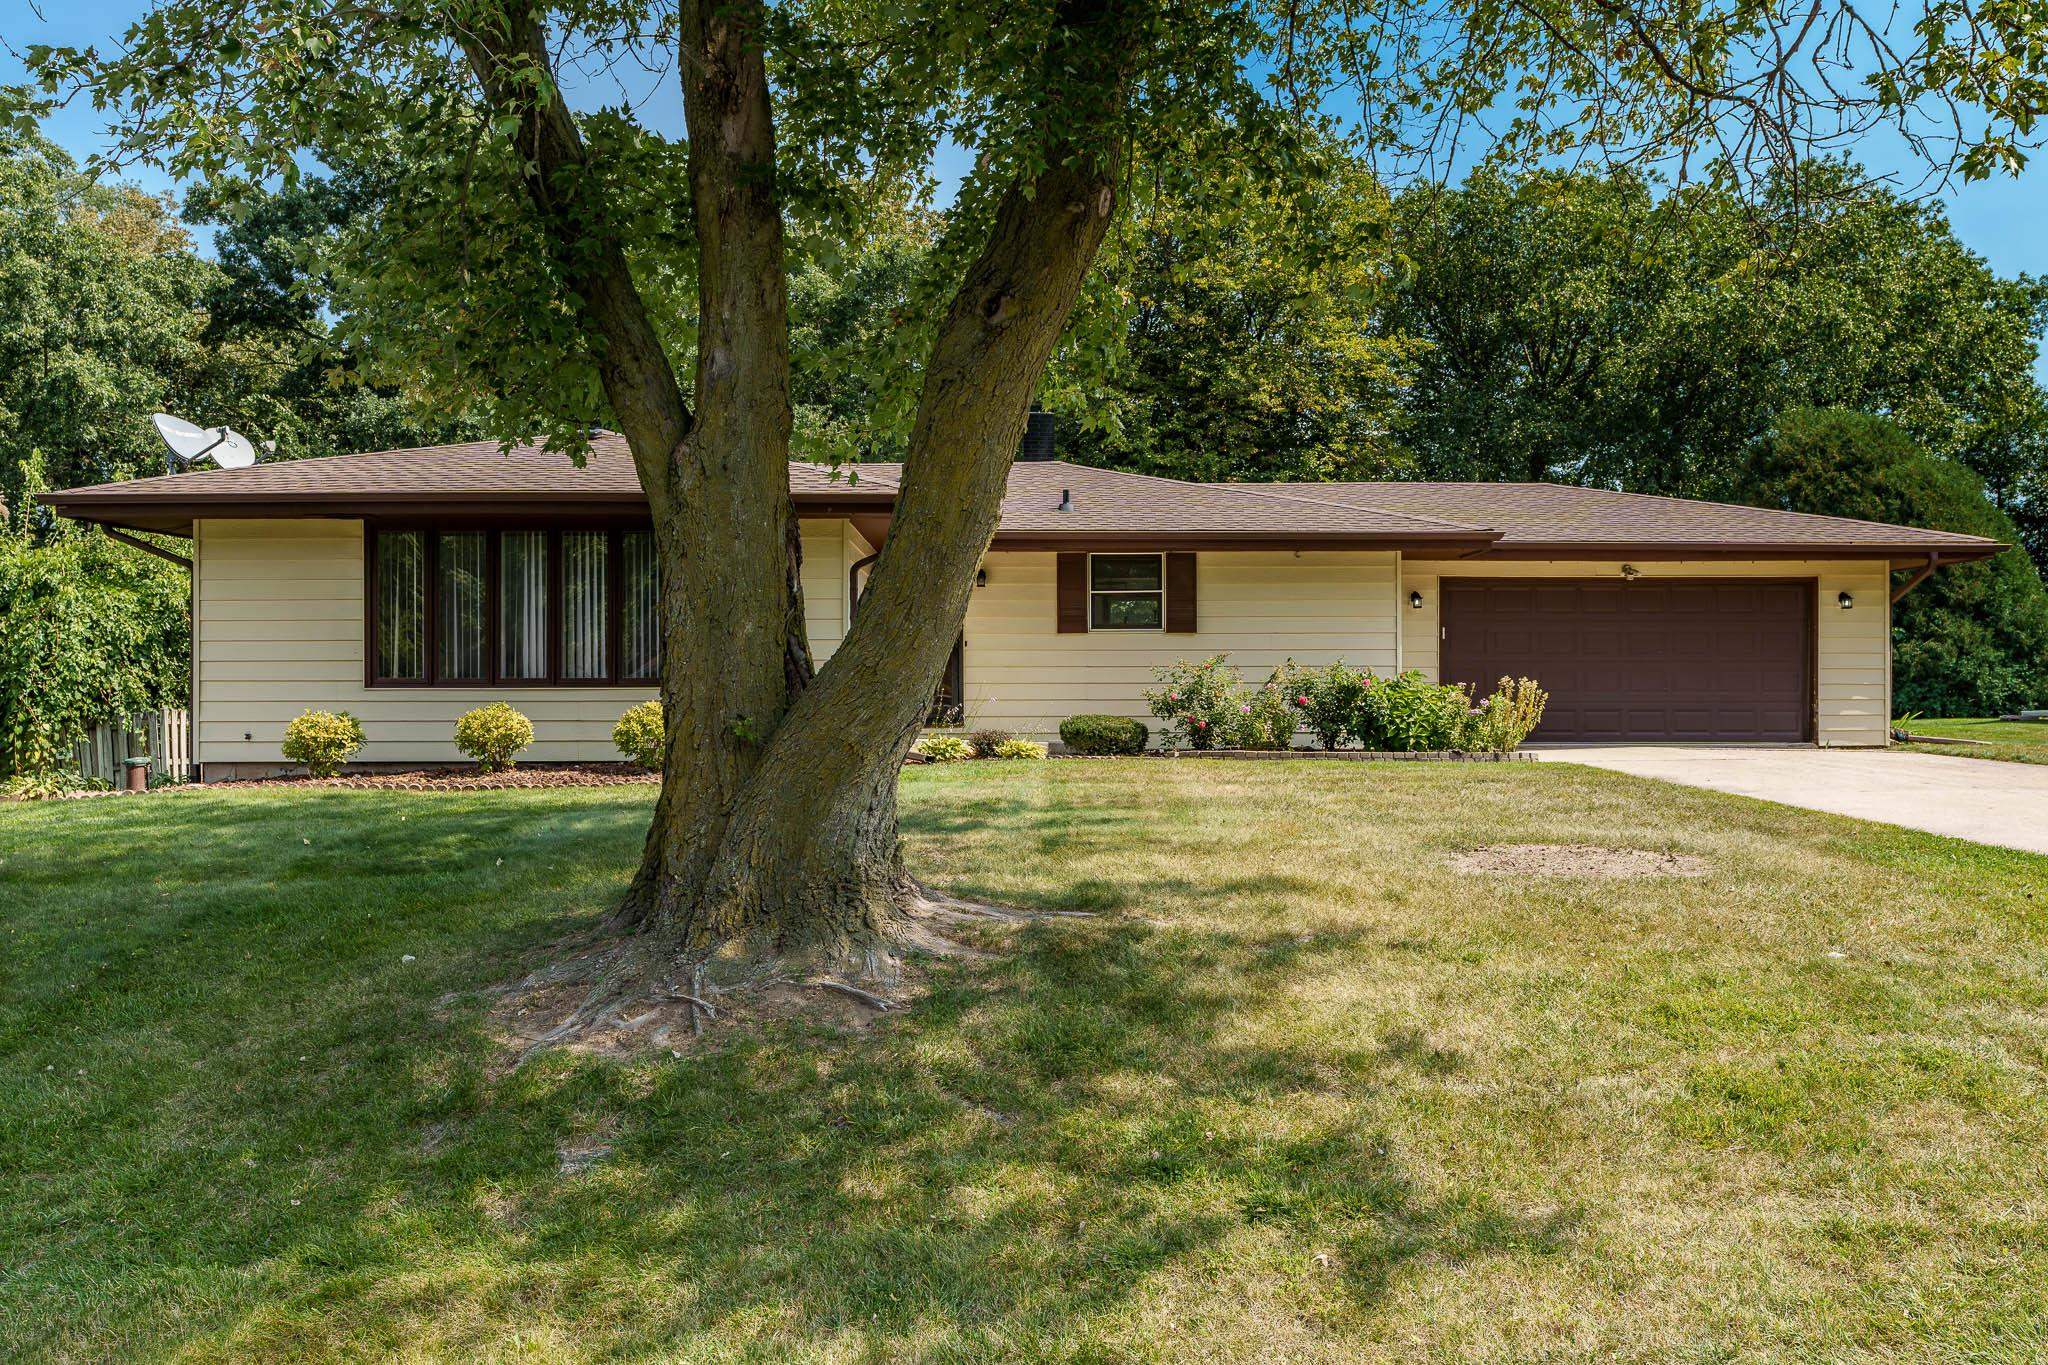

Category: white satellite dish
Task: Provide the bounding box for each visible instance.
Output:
[151,412,260,471]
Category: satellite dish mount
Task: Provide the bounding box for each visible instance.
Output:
[151,413,260,475]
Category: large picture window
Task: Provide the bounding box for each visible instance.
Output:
[1089,553,1165,629]
[368,526,660,687]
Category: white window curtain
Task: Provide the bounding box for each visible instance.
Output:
[436,532,486,680]
[622,532,659,680]
[561,531,609,681]
[376,531,425,679]
[499,531,549,680]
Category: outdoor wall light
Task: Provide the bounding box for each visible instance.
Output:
[1838,591,1854,609]
[1408,590,1424,609]
[975,567,988,588]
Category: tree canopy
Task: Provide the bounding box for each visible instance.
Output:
[1741,407,2048,715]
[1379,163,2048,502]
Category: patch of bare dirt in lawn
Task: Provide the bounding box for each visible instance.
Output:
[1451,843,1709,879]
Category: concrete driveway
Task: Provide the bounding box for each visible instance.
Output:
[1533,745,2048,857]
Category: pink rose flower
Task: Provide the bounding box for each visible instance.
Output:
[1295,695,1311,707]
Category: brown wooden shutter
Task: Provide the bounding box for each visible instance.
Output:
[1165,552,1197,632]
[1057,553,1089,633]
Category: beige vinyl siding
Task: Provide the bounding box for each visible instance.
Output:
[195,517,864,767]
[960,550,1400,742]
[1400,558,1893,747]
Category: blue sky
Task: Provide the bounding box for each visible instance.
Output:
[8,0,2046,378]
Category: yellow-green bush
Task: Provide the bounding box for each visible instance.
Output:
[991,738,1048,760]
[281,710,365,777]
[913,732,975,762]
[454,703,534,772]
[613,700,664,769]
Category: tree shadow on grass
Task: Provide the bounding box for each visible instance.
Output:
[0,789,1577,1358]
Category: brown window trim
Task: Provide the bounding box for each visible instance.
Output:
[364,519,661,689]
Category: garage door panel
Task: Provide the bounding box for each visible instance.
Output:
[1442,579,1812,742]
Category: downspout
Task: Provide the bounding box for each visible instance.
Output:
[848,550,879,622]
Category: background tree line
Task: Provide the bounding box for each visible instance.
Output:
[0,128,474,782]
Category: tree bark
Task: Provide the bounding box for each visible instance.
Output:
[618,0,802,938]
[460,3,802,941]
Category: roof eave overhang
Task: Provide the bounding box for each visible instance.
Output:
[1404,540,2006,566]
[986,531,1501,553]
[37,489,898,535]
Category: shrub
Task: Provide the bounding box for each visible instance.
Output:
[1059,714,1149,755]
[1354,672,1472,751]
[1144,655,1241,749]
[913,732,975,761]
[454,702,534,772]
[281,709,365,777]
[1463,676,1549,752]
[990,738,1048,760]
[612,700,664,769]
[966,728,1013,758]
[1286,660,1372,749]
[0,534,188,780]
[1226,668,1301,749]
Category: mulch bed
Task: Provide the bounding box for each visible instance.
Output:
[212,764,660,792]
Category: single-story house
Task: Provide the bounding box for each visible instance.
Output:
[43,428,2001,780]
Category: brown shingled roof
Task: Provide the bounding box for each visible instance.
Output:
[38,437,2003,561]
[1253,481,2002,559]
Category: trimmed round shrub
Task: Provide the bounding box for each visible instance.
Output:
[914,732,975,762]
[454,702,534,772]
[991,738,1048,760]
[613,700,664,769]
[281,709,364,778]
[1059,714,1148,755]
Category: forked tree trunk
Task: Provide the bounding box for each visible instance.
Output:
[680,158,1120,966]
[470,0,1125,977]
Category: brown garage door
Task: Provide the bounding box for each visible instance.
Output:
[1441,580,1813,742]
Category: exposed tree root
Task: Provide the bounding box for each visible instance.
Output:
[475,882,1092,1068]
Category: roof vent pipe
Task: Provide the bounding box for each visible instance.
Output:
[1017,408,1057,461]
[1058,488,1073,513]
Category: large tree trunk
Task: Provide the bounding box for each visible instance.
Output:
[615,0,802,939]
[467,0,1127,984]
[684,156,1121,967]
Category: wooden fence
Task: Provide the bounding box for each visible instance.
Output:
[74,708,192,785]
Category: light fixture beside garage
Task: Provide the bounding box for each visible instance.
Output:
[1620,564,1642,580]
[1408,590,1423,609]
[1838,590,1854,609]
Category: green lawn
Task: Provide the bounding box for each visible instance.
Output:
[1896,715,2048,764]
[5,762,2048,1361]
